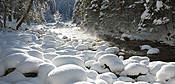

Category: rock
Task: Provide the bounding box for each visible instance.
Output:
[47,64,87,84]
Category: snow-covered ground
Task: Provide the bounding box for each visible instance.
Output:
[0,23,175,84]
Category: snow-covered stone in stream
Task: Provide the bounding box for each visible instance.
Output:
[95,45,108,51]
[43,35,56,43]
[137,74,156,83]
[147,48,160,55]
[117,77,135,82]
[96,73,113,84]
[86,70,98,80]
[83,42,92,48]
[75,44,89,51]
[149,61,167,75]
[1,70,25,83]
[156,64,175,82]
[43,48,56,53]
[85,60,96,68]
[52,55,85,68]
[113,81,132,84]
[47,64,87,84]
[0,61,5,76]
[38,63,56,82]
[42,41,58,49]
[15,81,34,84]
[140,45,152,50]
[124,63,149,76]
[95,79,108,84]
[123,56,150,65]
[56,49,77,55]
[105,47,120,54]
[90,62,109,73]
[43,53,58,60]
[98,54,124,73]
[166,78,175,84]
[0,81,11,84]
[78,50,97,61]
[3,53,29,69]
[16,57,44,73]
[27,50,43,59]
[129,56,150,62]
[95,51,107,60]
[102,72,118,81]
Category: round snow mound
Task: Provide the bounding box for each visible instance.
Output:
[47,64,87,84]
[124,63,148,76]
[98,54,124,73]
[52,55,85,68]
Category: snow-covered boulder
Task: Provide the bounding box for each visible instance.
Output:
[140,45,152,50]
[98,54,124,73]
[96,45,108,51]
[85,60,96,68]
[75,44,89,51]
[124,63,149,76]
[43,53,58,60]
[38,63,56,83]
[94,51,107,60]
[90,62,109,73]
[149,61,167,75]
[16,57,44,73]
[27,50,43,59]
[52,55,85,68]
[3,53,29,69]
[96,73,113,84]
[47,64,87,84]
[137,74,156,83]
[123,56,150,65]
[117,77,135,82]
[147,48,160,55]
[86,70,98,80]
[156,64,175,82]
[105,47,120,54]
[1,70,25,83]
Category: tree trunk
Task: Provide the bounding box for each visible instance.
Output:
[16,0,34,30]
[3,1,7,28]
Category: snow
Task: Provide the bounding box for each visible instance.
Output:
[52,55,85,68]
[140,45,152,50]
[47,64,87,84]
[0,23,174,84]
[105,47,120,54]
[98,54,124,73]
[156,64,175,83]
[16,57,44,73]
[147,48,160,55]
[124,63,149,76]
[0,61,5,76]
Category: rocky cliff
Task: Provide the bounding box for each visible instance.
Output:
[73,0,175,45]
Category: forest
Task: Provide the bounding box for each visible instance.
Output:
[0,0,175,84]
